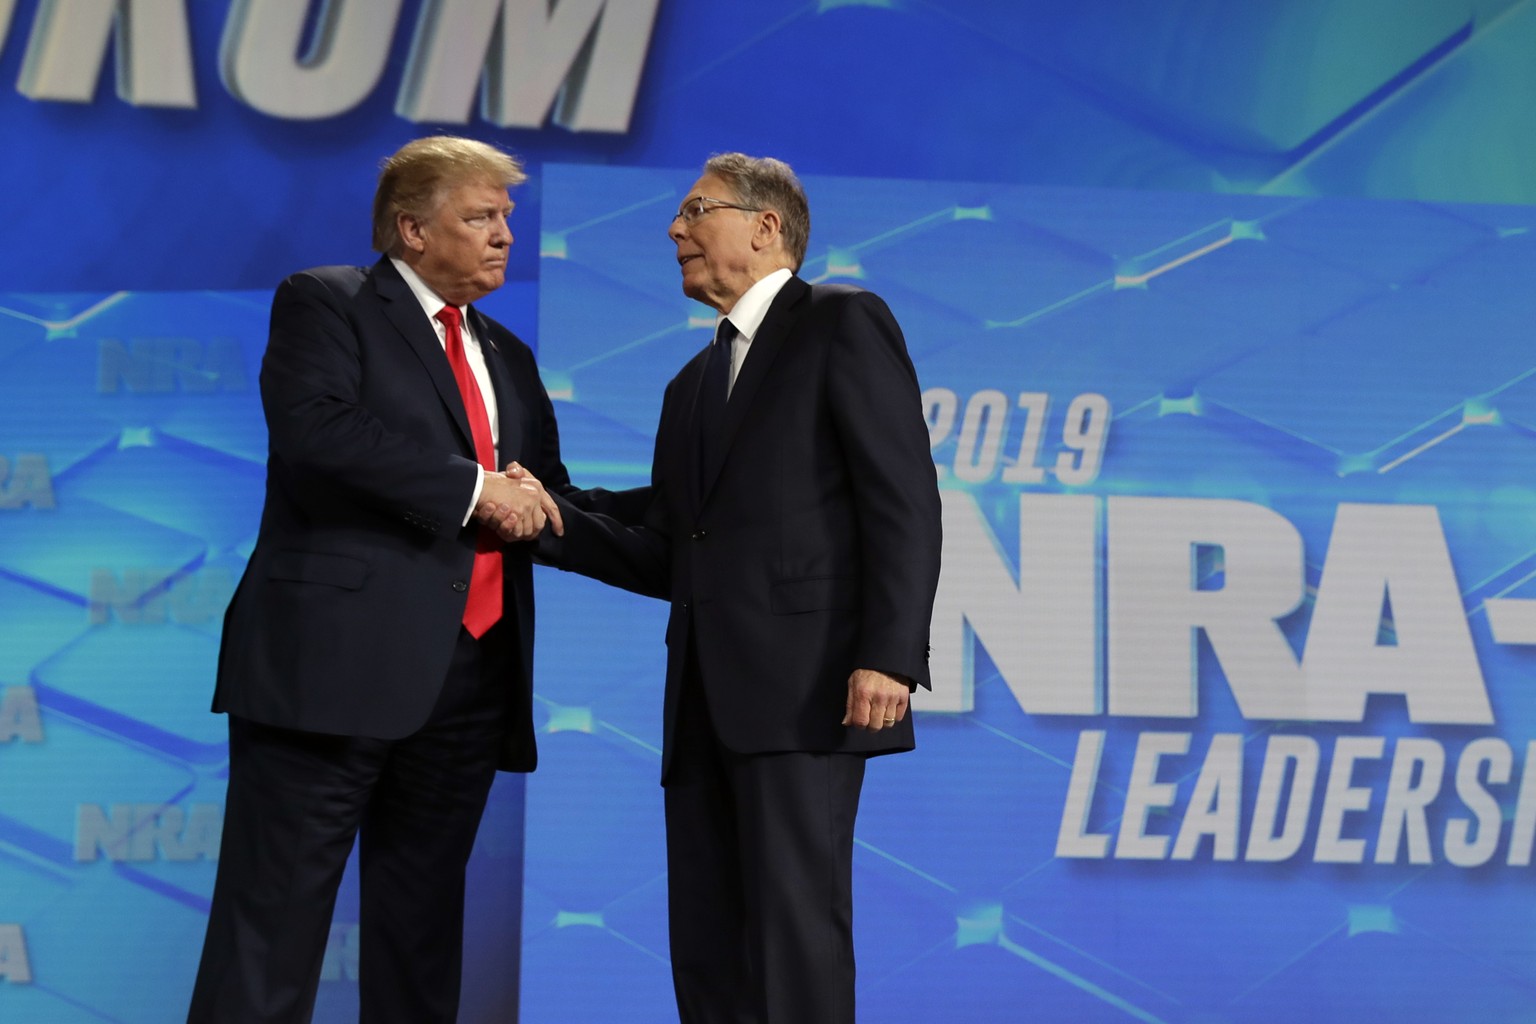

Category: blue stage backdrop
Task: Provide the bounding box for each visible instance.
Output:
[4,2,1536,1022]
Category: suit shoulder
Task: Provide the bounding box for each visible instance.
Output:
[804,282,892,315]
[807,282,868,303]
[801,284,900,332]
[280,264,370,300]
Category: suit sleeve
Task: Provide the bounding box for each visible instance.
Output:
[522,352,669,591]
[539,495,670,600]
[260,271,479,533]
[827,291,943,689]
[535,382,677,600]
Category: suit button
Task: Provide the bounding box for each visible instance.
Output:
[452,580,468,593]
[691,530,707,541]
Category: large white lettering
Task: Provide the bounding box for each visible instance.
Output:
[1374,737,1444,865]
[1062,733,1536,872]
[18,0,196,107]
[221,0,402,119]
[9,0,659,132]
[1245,735,1318,862]
[1171,732,1243,861]
[1058,731,1536,867]
[1108,497,1305,719]
[1443,737,1510,868]
[927,495,1497,725]
[1302,504,1492,724]
[399,0,660,130]
[926,491,1097,714]
[1115,731,1189,860]
[1055,730,1110,858]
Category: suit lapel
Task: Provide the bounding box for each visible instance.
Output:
[372,259,479,458]
[697,277,809,506]
[678,345,713,514]
[372,259,522,468]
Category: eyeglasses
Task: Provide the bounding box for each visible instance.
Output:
[671,196,762,226]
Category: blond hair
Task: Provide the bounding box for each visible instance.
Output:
[372,136,526,255]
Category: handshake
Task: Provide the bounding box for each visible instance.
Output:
[475,463,563,542]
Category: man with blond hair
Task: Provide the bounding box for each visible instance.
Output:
[189,136,568,1023]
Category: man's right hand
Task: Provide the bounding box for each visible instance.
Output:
[475,462,564,541]
[476,469,547,541]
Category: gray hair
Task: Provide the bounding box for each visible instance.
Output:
[703,152,810,271]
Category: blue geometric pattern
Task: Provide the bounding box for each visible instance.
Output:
[521,163,1536,1023]
[5,0,1536,1020]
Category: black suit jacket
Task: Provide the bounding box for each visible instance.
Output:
[546,277,943,777]
[214,258,575,771]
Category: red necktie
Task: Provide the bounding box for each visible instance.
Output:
[436,305,503,638]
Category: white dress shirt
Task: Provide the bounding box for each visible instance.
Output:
[390,257,499,523]
[718,267,793,397]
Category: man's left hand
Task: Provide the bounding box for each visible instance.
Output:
[842,669,910,732]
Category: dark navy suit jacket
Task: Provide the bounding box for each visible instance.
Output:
[544,276,943,779]
[214,257,575,771]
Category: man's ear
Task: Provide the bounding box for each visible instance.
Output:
[397,211,427,254]
[751,208,783,254]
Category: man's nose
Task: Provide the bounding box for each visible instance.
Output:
[668,218,686,243]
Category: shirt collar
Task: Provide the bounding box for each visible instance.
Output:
[719,268,793,342]
[390,256,461,322]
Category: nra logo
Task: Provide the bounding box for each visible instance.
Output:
[75,803,223,863]
[97,337,249,394]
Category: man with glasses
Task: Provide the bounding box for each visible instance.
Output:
[489,153,942,1023]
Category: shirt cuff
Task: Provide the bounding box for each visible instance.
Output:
[463,469,487,527]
